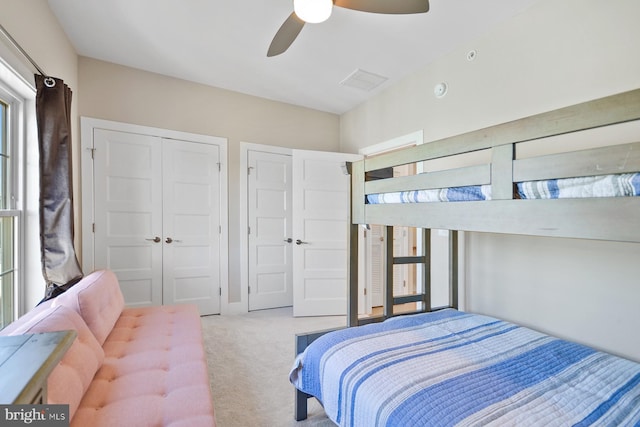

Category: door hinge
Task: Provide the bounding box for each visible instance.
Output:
[219,225,222,234]
[92,223,95,233]
[364,288,367,295]
[219,288,222,296]
[248,226,251,235]
[248,166,254,175]
[217,162,221,172]
[248,286,251,294]
[87,147,96,159]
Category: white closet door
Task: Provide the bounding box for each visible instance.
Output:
[292,150,362,316]
[247,150,293,311]
[162,139,221,315]
[93,129,163,307]
[93,129,222,314]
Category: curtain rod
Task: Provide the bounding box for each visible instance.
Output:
[0,22,53,83]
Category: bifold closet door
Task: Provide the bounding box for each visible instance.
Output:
[93,129,221,314]
[162,139,221,315]
[93,129,164,307]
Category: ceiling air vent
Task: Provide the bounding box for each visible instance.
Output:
[339,68,388,92]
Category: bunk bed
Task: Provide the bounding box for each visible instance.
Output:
[290,89,640,426]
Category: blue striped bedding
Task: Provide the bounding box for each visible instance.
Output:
[289,309,640,426]
[365,173,640,204]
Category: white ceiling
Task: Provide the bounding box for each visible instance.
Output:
[47,0,540,114]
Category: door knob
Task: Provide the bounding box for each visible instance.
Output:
[284,238,293,243]
[165,237,173,244]
[145,236,161,243]
[296,239,308,245]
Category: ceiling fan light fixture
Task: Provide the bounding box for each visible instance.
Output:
[293,0,333,23]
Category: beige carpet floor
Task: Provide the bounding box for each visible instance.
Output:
[201,307,346,427]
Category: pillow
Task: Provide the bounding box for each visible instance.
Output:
[53,269,124,345]
[14,305,104,421]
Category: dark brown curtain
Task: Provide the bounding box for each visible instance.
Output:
[35,74,83,301]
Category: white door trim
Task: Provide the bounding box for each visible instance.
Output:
[80,117,229,313]
[357,130,424,315]
[238,142,292,314]
[358,130,424,156]
[357,129,466,312]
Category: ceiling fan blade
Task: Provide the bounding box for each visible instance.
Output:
[334,0,429,14]
[267,12,306,57]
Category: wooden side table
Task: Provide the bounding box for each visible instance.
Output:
[0,330,76,404]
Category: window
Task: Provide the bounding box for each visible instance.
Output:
[0,96,16,328]
[0,55,40,325]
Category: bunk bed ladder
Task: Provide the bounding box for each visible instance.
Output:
[349,226,459,327]
[384,226,431,318]
[449,230,459,310]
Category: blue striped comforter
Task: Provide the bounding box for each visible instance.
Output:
[290,309,640,426]
[365,173,640,204]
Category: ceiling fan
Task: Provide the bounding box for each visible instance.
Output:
[267,0,430,57]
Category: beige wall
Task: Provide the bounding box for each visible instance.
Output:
[77,58,340,303]
[340,0,640,361]
[2,1,340,309]
[1,0,79,309]
[0,1,78,89]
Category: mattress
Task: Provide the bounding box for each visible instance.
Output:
[290,309,640,426]
[365,173,640,204]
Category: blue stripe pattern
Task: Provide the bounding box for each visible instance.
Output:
[574,372,640,427]
[631,173,640,195]
[446,185,488,201]
[386,340,594,426]
[366,185,490,204]
[547,178,560,198]
[344,322,517,426]
[332,319,507,424]
[365,173,640,203]
[294,309,465,401]
[290,309,640,426]
[516,173,640,199]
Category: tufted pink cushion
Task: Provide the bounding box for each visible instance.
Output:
[53,269,124,345]
[0,299,54,336]
[72,304,216,427]
[3,269,215,426]
[1,305,104,420]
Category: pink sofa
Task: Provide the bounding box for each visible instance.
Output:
[1,269,216,426]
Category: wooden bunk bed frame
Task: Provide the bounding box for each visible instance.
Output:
[294,88,640,421]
